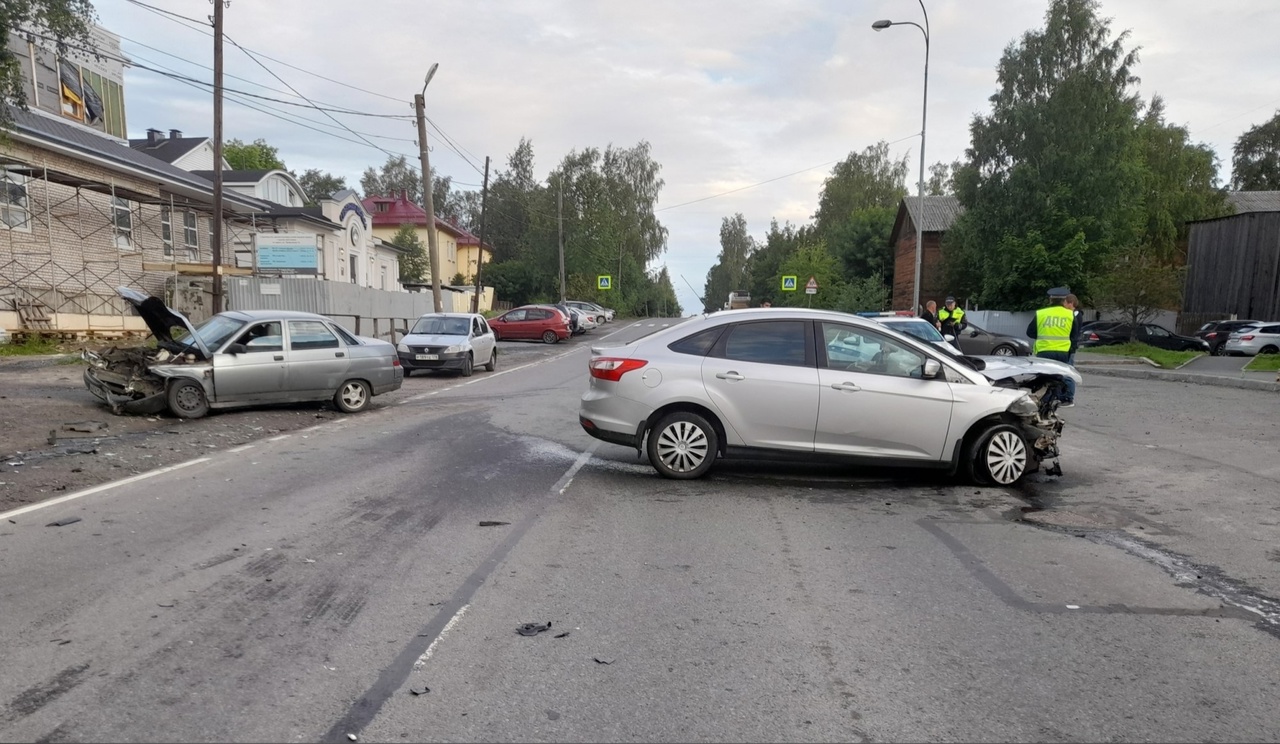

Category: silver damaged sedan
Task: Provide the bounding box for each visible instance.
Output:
[83,287,403,418]
[578,308,1080,485]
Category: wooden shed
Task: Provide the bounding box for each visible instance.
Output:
[1181,192,1280,333]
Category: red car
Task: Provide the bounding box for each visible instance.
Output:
[489,305,572,344]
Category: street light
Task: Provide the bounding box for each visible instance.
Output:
[873,1,929,316]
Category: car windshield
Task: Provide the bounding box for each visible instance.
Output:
[887,320,945,343]
[173,314,246,352]
[411,316,470,336]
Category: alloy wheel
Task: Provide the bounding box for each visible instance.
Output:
[984,430,1028,485]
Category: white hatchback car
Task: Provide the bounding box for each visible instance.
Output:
[579,308,1079,485]
[397,313,497,377]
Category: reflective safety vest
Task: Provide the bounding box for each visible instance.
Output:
[938,307,964,328]
[1034,305,1074,354]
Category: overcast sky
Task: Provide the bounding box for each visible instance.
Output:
[97,0,1280,314]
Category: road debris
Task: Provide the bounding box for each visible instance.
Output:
[478,520,510,527]
[46,516,82,527]
[347,735,357,742]
[516,621,552,636]
[554,631,570,639]
[593,656,615,665]
[157,602,176,608]
[63,421,108,433]
[410,686,431,696]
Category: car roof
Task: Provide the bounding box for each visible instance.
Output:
[414,312,478,319]
[221,309,332,322]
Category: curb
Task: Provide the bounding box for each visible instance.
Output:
[1078,364,1280,392]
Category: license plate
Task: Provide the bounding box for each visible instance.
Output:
[415,354,438,361]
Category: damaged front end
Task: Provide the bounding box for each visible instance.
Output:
[1000,374,1070,476]
[82,346,205,416]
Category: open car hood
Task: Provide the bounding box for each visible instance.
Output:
[971,354,1082,385]
[117,286,209,358]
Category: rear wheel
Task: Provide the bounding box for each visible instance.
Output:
[484,349,497,372]
[991,344,1016,356]
[966,424,1030,486]
[1261,345,1279,355]
[167,379,209,419]
[334,379,370,413]
[460,353,474,377]
[542,329,560,344]
[647,411,718,479]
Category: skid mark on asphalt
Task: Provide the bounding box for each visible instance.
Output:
[919,519,1256,621]
[2,663,91,723]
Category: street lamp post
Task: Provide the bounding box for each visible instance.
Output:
[873,2,930,316]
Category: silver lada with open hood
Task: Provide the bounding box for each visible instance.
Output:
[82,287,403,418]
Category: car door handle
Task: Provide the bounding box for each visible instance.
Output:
[715,371,745,381]
[335,352,345,358]
[831,381,861,392]
[273,355,284,361]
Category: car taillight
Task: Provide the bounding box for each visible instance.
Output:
[589,357,647,381]
[1242,335,1255,341]
[392,357,401,366]
[1206,332,1218,339]
[1087,332,1099,341]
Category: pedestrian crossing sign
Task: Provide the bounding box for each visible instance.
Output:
[781,275,798,291]
[598,275,612,290]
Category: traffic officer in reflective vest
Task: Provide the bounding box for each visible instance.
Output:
[937,296,966,337]
[1026,286,1077,407]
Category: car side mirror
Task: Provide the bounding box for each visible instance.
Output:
[944,334,956,343]
[922,358,942,379]
[226,343,247,355]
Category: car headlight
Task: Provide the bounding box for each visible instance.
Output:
[443,344,463,354]
[1009,393,1039,417]
[396,343,409,353]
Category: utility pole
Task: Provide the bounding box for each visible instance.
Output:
[471,156,490,314]
[557,178,566,302]
[210,0,227,313]
[414,64,442,312]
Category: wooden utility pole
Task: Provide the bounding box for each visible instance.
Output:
[210,0,227,313]
[471,156,490,314]
[557,179,566,302]
[414,64,442,312]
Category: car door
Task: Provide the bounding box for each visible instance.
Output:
[814,321,954,460]
[958,324,994,355]
[1139,324,1176,350]
[211,320,286,403]
[471,316,494,360]
[701,319,819,452]
[284,319,350,398]
[496,309,527,339]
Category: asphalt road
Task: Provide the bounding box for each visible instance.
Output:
[2,320,1279,743]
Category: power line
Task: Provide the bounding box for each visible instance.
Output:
[125,0,405,103]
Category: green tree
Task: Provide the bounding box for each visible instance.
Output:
[1,0,96,131]
[1092,246,1184,337]
[926,160,961,195]
[361,154,421,201]
[224,138,286,171]
[1135,96,1229,264]
[813,141,909,236]
[945,0,1145,309]
[1230,110,1280,191]
[826,206,897,283]
[293,169,346,205]
[746,219,817,306]
[390,224,428,284]
[835,274,891,313]
[702,213,754,312]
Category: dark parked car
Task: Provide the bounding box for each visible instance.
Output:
[951,321,1032,357]
[488,305,572,344]
[1194,319,1260,356]
[1080,323,1209,352]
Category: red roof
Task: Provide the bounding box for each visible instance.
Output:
[362,191,494,250]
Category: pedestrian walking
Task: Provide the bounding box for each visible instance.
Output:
[938,296,966,338]
[1026,286,1077,407]
[1065,293,1082,366]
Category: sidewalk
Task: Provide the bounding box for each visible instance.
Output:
[1073,351,1280,392]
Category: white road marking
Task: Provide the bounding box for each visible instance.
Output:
[228,444,255,453]
[414,604,469,670]
[0,457,213,521]
[267,434,291,442]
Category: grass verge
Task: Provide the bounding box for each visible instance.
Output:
[0,335,66,357]
[1084,342,1203,369]
[1244,354,1280,372]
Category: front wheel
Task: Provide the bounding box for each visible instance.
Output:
[991,344,1016,357]
[460,353,474,377]
[167,379,209,419]
[542,330,560,344]
[647,411,718,479]
[967,424,1030,486]
[484,349,497,372]
[334,379,371,413]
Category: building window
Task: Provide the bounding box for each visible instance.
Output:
[380,264,387,290]
[113,196,133,251]
[349,255,358,284]
[161,206,173,256]
[1,169,30,231]
[183,212,199,248]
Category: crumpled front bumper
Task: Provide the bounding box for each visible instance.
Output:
[83,367,168,415]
